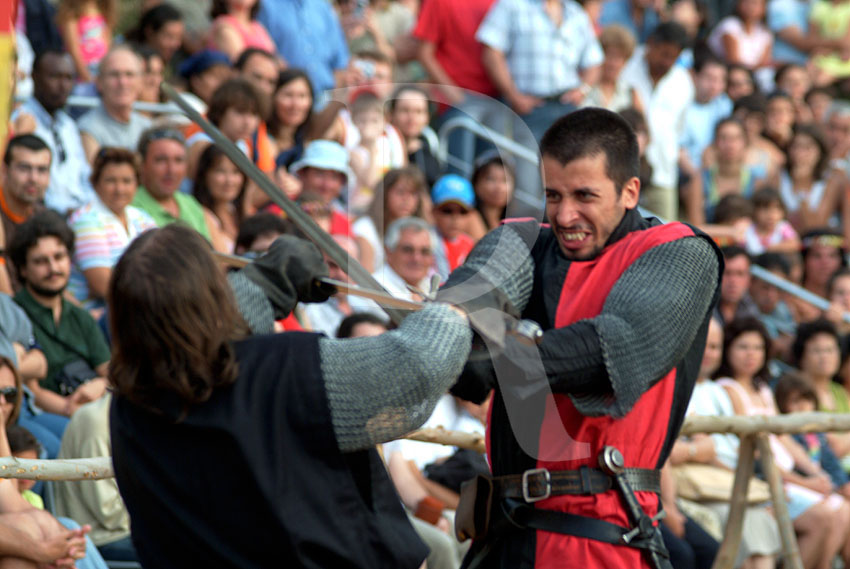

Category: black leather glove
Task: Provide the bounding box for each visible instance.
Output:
[241,236,334,318]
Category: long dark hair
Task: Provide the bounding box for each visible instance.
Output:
[713,317,772,387]
[108,225,247,415]
[785,123,829,181]
[129,3,182,44]
[0,358,22,427]
[192,145,247,228]
[211,0,260,19]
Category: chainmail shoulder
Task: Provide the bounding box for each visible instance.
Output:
[320,304,472,452]
[227,270,275,335]
[441,223,536,312]
[570,236,720,418]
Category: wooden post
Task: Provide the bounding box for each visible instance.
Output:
[711,434,756,569]
[755,434,803,569]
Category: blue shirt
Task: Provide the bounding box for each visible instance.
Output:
[257,0,349,94]
[599,0,660,44]
[680,94,733,168]
[768,0,810,64]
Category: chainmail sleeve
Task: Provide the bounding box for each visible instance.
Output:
[320,304,472,452]
[568,236,720,417]
[227,270,275,335]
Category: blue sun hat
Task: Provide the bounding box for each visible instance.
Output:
[432,174,475,210]
[289,140,351,182]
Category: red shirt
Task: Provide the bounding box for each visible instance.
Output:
[413,0,498,97]
[442,233,475,271]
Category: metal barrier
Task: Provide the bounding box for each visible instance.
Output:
[436,115,542,213]
[64,95,181,115]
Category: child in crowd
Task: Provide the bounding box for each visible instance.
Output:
[775,372,850,496]
[7,425,44,509]
[431,175,476,280]
[743,187,800,254]
[349,91,407,214]
[706,0,772,70]
[56,0,115,86]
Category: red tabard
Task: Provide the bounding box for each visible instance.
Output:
[485,221,698,569]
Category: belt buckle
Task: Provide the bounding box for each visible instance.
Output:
[522,468,551,503]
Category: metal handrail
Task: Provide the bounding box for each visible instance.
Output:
[64,95,181,114]
[437,115,542,211]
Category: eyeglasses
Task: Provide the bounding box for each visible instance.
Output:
[398,245,432,257]
[0,387,18,400]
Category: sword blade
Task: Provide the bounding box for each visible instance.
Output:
[318,278,424,311]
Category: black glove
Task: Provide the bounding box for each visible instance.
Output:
[241,236,334,318]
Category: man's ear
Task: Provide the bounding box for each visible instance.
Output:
[620,176,640,210]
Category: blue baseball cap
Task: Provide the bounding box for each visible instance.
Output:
[179,50,231,79]
[432,174,475,210]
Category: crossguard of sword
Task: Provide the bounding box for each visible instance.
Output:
[317,277,544,348]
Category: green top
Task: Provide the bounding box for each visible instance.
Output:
[14,288,111,394]
[132,186,211,240]
[821,382,850,414]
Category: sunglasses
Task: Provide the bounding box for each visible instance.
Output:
[0,387,18,400]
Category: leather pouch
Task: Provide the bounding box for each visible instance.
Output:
[455,474,494,542]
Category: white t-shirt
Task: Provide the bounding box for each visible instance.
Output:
[707,17,772,68]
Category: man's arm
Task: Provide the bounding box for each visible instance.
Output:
[540,236,719,417]
[480,45,540,115]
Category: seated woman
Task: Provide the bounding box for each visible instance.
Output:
[68,148,157,310]
[717,317,850,569]
[465,152,516,242]
[192,145,247,254]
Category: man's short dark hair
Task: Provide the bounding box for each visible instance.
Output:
[137,125,186,159]
[753,252,791,277]
[693,53,724,74]
[720,244,750,264]
[3,134,51,165]
[539,107,639,192]
[7,425,40,455]
[235,213,295,253]
[234,48,276,71]
[32,48,69,76]
[337,313,391,339]
[9,210,75,275]
[648,21,690,49]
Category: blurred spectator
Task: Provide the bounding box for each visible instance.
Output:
[270,69,315,177]
[207,0,276,61]
[620,22,693,220]
[7,425,43,509]
[336,311,390,339]
[729,94,785,183]
[825,101,850,171]
[373,216,437,300]
[176,49,233,116]
[258,0,349,94]
[827,267,850,334]
[20,0,63,55]
[132,126,211,240]
[67,148,156,308]
[716,245,760,325]
[10,211,110,419]
[336,0,395,62]
[135,46,165,108]
[763,91,796,152]
[78,46,153,162]
[0,135,50,294]
[349,91,407,211]
[793,320,848,413]
[598,0,661,44]
[235,47,279,99]
[768,0,821,65]
[193,145,246,254]
[284,140,352,235]
[166,0,212,54]
[414,0,505,180]
[806,85,836,126]
[726,63,757,102]
[11,50,96,215]
[128,3,185,78]
[775,63,813,123]
[186,78,264,177]
[55,393,137,562]
[466,151,515,241]
[353,166,429,271]
[780,124,841,233]
[706,0,772,70]
[477,0,603,142]
[580,25,641,112]
[809,0,850,79]
[431,175,475,280]
[679,56,733,219]
[697,118,761,224]
[790,229,848,323]
[56,0,114,86]
[389,86,442,189]
[233,211,295,256]
[742,187,800,254]
[751,252,797,358]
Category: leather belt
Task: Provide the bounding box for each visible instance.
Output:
[495,466,661,503]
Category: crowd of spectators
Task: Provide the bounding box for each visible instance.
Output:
[9,0,850,567]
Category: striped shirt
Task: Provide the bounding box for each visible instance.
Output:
[68,197,157,307]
